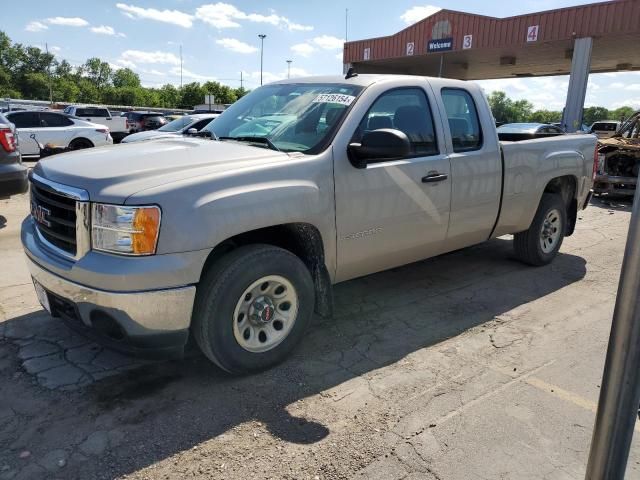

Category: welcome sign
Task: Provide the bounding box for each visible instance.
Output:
[427,37,453,52]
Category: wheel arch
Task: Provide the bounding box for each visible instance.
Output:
[68,137,94,148]
[200,222,333,318]
[543,175,578,236]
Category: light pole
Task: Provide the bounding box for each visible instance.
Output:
[286,59,292,79]
[258,34,267,86]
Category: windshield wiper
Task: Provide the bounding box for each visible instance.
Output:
[218,136,280,151]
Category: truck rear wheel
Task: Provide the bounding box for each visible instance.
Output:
[192,244,315,374]
[514,193,566,266]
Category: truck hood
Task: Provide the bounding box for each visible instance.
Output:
[33,137,292,203]
[121,131,180,143]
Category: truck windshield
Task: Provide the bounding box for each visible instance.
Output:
[158,116,194,132]
[202,83,363,153]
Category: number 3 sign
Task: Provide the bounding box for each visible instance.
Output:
[463,35,472,49]
[527,25,539,42]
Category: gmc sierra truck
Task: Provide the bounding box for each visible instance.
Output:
[22,75,598,374]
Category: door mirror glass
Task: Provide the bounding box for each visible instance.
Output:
[186,128,198,135]
[348,128,411,168]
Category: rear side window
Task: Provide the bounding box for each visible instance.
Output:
[441,89,482,152]
[76,108,109,117]
[7,112,40,128]
[40,113,74,127]
[352,87,438,158]
[592,123,617,132]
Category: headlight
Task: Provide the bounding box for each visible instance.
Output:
[92,204,161,255]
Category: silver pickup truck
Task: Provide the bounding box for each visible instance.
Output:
[22,75,597,374]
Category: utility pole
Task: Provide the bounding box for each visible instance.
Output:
[585,180,640,478]
[240,71,243,89]
[286,60,292,79]
[258,34,267,86]
[45,43,53,104]
[179,45,183,89]
[345,8,349,42]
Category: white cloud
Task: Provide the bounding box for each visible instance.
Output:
[46,17,89,27]
[248,67,312,84]
[168,66,211,81]
[50,46,61,53]
[312,35,344,50]
[626,84,640,91]
[25,21,48,32]
[120,50,180,65]
[610,82,625,89]
[216,38,258,54]
[291,43,315,57]
[196,3,312,31]
[336,52,343,61]
[90,25,126,37]
[283,19,314,32]
[116,3,194,28]
[400,5,442,24]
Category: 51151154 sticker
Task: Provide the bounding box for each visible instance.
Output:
[312,94,356,106]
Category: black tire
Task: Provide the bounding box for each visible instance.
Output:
[192,244,315,374]
[69,138,93,150]
[514,192,567,266]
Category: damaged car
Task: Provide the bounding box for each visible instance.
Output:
[594,110,640,197]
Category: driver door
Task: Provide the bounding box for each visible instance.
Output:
[333,85,452,282]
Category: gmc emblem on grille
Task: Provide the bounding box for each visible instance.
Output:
[31,203,52,228]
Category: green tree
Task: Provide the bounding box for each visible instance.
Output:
[81,57,112,90]
[158,84,180,108]
[22,72,49,99]
[487,91,532,123]
[112,68,141,88]
[529,110,562,123]
[180,82,205,108]
[582,106,610,126]
[611,106,635,123]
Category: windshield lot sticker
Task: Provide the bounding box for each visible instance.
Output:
[313,94,356,106]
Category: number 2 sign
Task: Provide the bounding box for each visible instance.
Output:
[527,25,539,42]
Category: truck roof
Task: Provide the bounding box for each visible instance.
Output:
[269,74,474,89]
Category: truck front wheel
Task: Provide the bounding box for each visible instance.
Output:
[514,193,566,266]
[192,244,315,374]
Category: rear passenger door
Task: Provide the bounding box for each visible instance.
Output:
[434,86,502,250]
[334,84,452,281]
[39,113,75,148]
[8,112,40,156]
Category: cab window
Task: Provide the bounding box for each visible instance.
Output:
[441,89,483,152]
[351,88,438,159]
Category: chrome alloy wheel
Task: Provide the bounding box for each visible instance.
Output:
[540,208,562,254]
[232,275,299,353]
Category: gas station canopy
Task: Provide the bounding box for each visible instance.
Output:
[343,0,640,80]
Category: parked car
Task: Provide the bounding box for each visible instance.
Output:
[0,113,28,199]
[62,106,128,143]
[22,74,597,373]
[589,120,621,139]
[496,123,565,141]
[594,111,640,196]
[121,114,219,144]
[122,111,168,133]
[6,111,113,158]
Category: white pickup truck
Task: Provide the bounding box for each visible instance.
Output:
[23,74,597,374]
[62,106,128,143]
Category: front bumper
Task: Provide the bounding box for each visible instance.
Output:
[594,174,637,196]
[27,256,195,357]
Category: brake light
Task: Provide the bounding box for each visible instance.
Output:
[592,144,599,180]
[0,127,16,153]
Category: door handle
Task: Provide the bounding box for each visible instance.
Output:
[422,172,448,183]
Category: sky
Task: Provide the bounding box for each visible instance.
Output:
[5,0,640,111]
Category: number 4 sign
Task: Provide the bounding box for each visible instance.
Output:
[527,25,539,42]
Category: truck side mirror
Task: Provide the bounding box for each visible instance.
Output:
[186,128,198,135]
[347,129,411,169]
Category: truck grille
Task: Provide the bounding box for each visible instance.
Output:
[30,181,78,256]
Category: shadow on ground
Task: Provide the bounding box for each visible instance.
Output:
[590,195,633,212]
[0,238,587,478]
